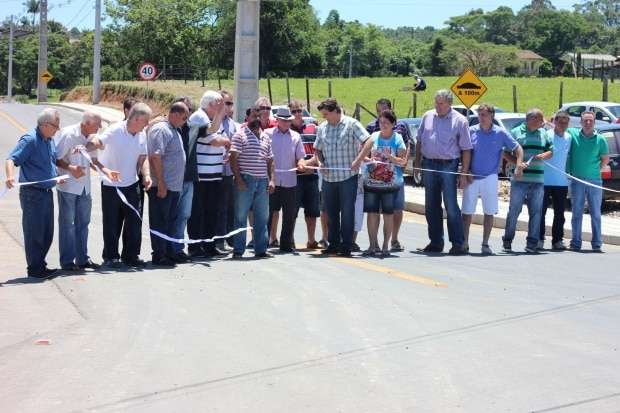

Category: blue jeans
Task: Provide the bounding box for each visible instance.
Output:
[570,179,603,249]
[422,158,464,248]
[58,189,92,267]
[233,174,269,255]
[20,186,54,275]
[173,181,194,253]
[502,181,544,248]
[322,175,358,252]
[148,188,180,260]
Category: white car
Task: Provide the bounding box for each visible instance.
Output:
[559,101,620,126]
[453,104,506,117]
[468,112,526,134]
[270,105,317,125]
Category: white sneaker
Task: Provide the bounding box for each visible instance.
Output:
[481,244,493,255]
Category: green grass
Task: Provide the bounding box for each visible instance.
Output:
[26,88,62,104]
[91,76,620,125]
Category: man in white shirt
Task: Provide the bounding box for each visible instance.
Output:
[55,111,119,271]
[97,103,152,268]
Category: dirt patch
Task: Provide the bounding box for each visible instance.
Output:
[63,85,171,116]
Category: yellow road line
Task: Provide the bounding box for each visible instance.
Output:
[0,109,27,133]
[334,257,448,288]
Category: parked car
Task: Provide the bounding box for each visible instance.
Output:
[400,117,423,186]
[559,101,620,127]
[591,124,620,200]
[453,104,505,117]
[468,112,526,133]
[270,105,317,125]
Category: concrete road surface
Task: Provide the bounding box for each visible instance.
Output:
[1,103,619,413]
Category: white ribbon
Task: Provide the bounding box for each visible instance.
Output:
[543,160,620,194]
[0,174,70,199]
[78,148,250,244]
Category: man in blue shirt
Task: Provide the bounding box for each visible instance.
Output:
[539,111,571,250]
[5,108,61,278]
[461,104,523,254]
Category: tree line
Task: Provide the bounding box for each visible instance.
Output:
[0,0,618,95]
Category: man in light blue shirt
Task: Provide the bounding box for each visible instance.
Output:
[539,111,571,250]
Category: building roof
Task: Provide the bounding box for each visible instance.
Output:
[517,50,544,60]
[563,52,617,62]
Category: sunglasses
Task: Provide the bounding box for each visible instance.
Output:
[259,106,271,111]
[225,101,234,106]
[291,109,303,114]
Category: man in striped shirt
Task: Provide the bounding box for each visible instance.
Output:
[230,108,275,259]
[502,108,553,253]
[186,90,231,258]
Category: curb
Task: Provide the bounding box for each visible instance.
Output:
[404,200,620,246]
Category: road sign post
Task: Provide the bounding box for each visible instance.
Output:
[450,69,488,109]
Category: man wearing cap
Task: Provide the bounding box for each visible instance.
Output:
[265,107,306,253]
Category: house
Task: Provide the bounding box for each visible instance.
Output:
[516,50,544,76]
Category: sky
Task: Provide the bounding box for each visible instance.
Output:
[0,0,580,31]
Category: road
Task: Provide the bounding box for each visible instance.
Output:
[1,103,619,413]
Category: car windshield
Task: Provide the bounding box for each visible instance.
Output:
[501,118,525,132]
[606,106,620,117]
[407,124,420,137]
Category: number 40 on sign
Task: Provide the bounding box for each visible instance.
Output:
[138,62,158,81]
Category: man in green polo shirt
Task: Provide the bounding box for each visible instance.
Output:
[566,111,609,252]
[502,108,553,253]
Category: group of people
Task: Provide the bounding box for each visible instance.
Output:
[4,88,610,278]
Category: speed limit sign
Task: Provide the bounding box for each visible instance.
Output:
[138,62,158,81]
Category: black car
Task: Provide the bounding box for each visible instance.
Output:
[592,124,620,200]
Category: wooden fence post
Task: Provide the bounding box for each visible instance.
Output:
[305,77,310,111]
[558,81,563,109]
[328,80,332,97]
[267,76,273,104]
[512,85,518,112]
[413,93,417,118]
[217,69,222,90]
[602,77,609,101]
[285,73,291,104]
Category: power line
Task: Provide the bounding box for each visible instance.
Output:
[64,0,91,28]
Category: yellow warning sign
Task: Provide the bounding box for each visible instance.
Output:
[40,70,53,83]
[450,69,487,108]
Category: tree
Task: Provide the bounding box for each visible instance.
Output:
[430,37,447,75]
[23,0,39,27]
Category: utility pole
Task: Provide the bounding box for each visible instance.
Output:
[348,43,353,79]
[37,0,48,103]
[7,16,14,101]
[233,0,260,123]
[93,0,102,103]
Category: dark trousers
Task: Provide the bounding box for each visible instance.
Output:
[540,185,568,244]
[216,175,235,242]
[188,180,222,254]
[148,188,180,260]
[322,175,358,252]
[20,186,54,275]
[268,186,298,249]
[101,182,142,261]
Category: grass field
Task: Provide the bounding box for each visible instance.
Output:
[95,76,620,124]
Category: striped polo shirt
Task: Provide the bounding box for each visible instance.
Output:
[188,109,224,182]
[510,124,553,184]
[230,126,273,178]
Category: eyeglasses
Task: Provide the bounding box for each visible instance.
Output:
[46,122,60,130]
[259,106,271,111]
[291,109,303,114]
[225,101,234,106]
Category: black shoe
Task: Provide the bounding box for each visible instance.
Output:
[103,258,122,269]
[448,245,467,255]
[205,247,229,257]
[317,240,329,249]
[419,244,443,253]
[231,253,243,259]
[321,247,339,255]
[152,257,177,267]
[172,252,191,263]
[255,252,274,259]
[61,263,81,271]
[29,268,58,279]
[279,247,297,253]
[188,249,207,258]
[337,250,352,257]
[350,243,361,252]
[216,243,232,252]
[123,258,147,268]
[77,259,100,270]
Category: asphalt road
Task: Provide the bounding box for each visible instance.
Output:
[1,103,620,413]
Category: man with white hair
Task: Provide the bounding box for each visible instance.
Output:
[414,89,472,255]
[55,111,120,271]
[186,90,231,258]
[97,102,152,268]
[5,108,62,278]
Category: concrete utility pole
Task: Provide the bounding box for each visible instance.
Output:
[233,0,260,123]
[37,0,48,103]
[93,0,102,104]
[7,16,14,101]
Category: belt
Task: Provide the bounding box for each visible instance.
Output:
[423,157,459,164]
[20,185,52,192]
